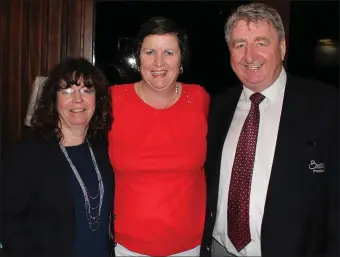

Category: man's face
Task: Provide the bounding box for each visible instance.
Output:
[229,20,286,92]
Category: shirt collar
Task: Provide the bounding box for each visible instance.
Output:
[242,67,287,104]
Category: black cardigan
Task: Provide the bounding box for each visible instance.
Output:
[1,135,115,257]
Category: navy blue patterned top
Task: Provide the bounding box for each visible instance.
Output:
[66,143,109,257]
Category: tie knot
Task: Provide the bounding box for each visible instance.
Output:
[250,93,265,105]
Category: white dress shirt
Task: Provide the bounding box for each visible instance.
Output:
[213,68,287,256]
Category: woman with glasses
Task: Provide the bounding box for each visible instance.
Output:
[2,57,115,257]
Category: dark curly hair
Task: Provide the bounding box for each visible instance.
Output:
[31,57,113,146]
[134,16,190,72]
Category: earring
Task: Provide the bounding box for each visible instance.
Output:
[137,66,140,72]
[180,66,183,74]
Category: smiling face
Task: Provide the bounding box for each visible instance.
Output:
[139,34,181,91]
[229,20,286,92]
[57,78,95,133]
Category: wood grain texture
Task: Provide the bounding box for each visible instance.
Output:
[8,0,24,145]
[0,0,10,157]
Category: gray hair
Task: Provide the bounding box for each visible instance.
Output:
[225,3,285,46]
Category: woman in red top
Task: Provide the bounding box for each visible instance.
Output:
[109,16,209,256]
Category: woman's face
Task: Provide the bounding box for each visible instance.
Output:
[57,79,96,132]
[139,34,181,91]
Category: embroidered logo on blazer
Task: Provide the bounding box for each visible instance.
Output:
[309,160,325,173]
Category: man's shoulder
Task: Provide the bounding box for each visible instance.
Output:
[286,74,338,121]
[287,73,337,97]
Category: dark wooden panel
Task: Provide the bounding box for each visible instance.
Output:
[7,0,24,143]
[67,0,94,61]
[83,0,94,61]
[0,0,10,157]
[21,0,30,132]
[60,0,69,60]
[47,0,63,72]
[67,0,83,58]
[28,0,44,106]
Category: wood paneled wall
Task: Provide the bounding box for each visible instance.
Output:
[0,0,94,155]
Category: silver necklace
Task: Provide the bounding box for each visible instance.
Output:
[59,139,104,231]
[138,82,180,109]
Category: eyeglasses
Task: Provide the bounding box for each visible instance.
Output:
[58,87,95,96]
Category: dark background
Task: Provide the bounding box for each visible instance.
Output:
[94,1,339,95]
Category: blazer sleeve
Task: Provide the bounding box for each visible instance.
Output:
[2,141,40,255]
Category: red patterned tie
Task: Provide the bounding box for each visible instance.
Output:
[227,92,265,252]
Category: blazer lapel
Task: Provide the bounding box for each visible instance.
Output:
[42,140,74,207]
[207,86,242,178]
[219,87,242,147]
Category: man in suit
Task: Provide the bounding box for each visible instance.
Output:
[200,3,338,257]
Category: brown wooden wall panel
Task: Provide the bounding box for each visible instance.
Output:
[8,0,24,144]
[28,0,46,97]
[20,0,30,135]
[83,0,94,61]
[67,0,94,61]
[67,0,83,58]
[60,0,69,60]
[0,0,10,157]
[47,0,63,71]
